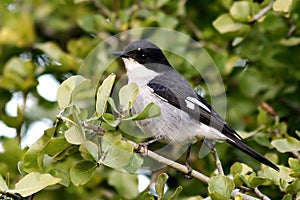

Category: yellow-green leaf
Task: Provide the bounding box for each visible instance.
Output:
[230,1,251,22]
[56,75,90,109]
[271,137,300,153]
[8,173,61,197]
[96,73,116,117]
[119,83,139,111]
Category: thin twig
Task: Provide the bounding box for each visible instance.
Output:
[251,1,274,22]
[240,186,271,200]
[185,18,203,39]
[292,151,300,160]
[211,147,224,175]
[127,140,211,183]
[254,188,271,200]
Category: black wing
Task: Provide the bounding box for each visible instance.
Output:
[147,81,240,140]
[147,75,279,171]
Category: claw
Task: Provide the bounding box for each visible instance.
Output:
[184,162,193,179]
[137,135,164,155]
[137,142,149,156]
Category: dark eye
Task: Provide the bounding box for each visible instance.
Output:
[132,48,146,63]
[136,48,146,59]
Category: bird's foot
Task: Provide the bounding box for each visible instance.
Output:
[137,135,165,156]
[184,160,193,179]
[137,142,149,156]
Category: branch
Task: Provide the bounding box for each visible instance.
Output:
[82,122,271,199]
[127,140,210,183]
[211,147,224,175]
[251,1,274,22]
[291,151,300,160]
[254,187,271,200]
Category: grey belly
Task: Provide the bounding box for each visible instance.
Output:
[132,87,200,144]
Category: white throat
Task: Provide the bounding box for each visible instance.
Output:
[122,57,159,86]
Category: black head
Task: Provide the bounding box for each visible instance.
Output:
[113,40,171,67]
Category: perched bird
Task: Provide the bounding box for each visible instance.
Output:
[113,40,279,171]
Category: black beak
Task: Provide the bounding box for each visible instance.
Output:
[112,50,125,57]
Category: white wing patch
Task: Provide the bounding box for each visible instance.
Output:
[186,96,211,113]
[185,99,195,110]
[148,86,169,102]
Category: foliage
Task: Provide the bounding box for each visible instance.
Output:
[0,0,300,199]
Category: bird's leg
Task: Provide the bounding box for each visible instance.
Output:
[137,134,165,155]
[211,147,224,175]
[184,145,193,179]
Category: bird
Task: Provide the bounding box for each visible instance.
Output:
[113,40,279,171]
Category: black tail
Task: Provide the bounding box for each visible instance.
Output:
[227,138,279,171]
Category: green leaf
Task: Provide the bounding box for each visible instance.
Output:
[129,102,161,120]
[0,12,35,47]
[273,0,293,14]
[208,175,235,200]
[283,194,293,200]
[209,192,227,200]
[142,192,155,200]
[0,174,8,191]
[56,75,90,109]
[34,42,65,61]
[23,127,56,173]
[213,13,250,34]
[68,112,100,161]
[168,186,183,200]
[70,160,96,186]
[8,173,61,197]
[65,124,85,145]
[123,153,144,173]
[49,169,70,187]
[0,57,37,92]
[271,137,300,153]
[107,97,119,113]
[295,130,300,138]
[79,140,99,161]
[258,166,293,187]
[107,171,139,199]
[155,173,168,200]
[289,158,300,173]
[248,173,268,188]
[45,137,71,157]
[102,113,120,127]
[64,108,86,144]
[101,132,133,169]
[257,106,272,126]
[286,179,300,195]
[95,73,116,117]
[230,162,253,176]
[230,1,251,22]
[279,37,300,46]
[17,161,26,176]
[119,83,139,111]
